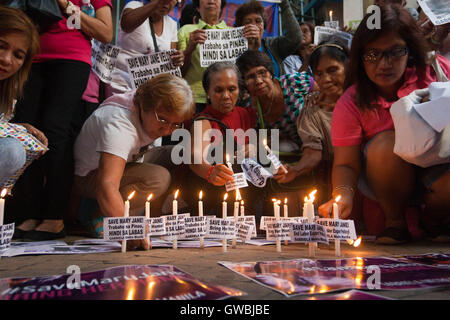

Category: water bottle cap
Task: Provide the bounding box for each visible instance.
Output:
[82,0,90,4]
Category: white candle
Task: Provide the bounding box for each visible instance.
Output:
[199,191,204,248]
[283,198,288,246]
[305,190,317,257]
[275,200,281,252]
[145,193,153,250]
[122,191,135,253]
[222,193,228,252]
[240,200,244,217]
[173,189,179,250]
[334,195,341,257]
[0,189,7,226]
[226,154,233,172]
[232,190,240,248]
[263,139,288,174]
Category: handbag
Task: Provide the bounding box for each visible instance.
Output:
[7,0,63,33]
[390,54,450,168]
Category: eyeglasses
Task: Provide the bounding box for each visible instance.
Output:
[154,110,183,129]
[362,47,409,63]
[245,69,271,83]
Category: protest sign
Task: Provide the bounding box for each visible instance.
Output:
[91,39,120,83]
[324,21,339,29]
[289,223,329,244]
[237,215,257,237]
[266,152,282,170]
[147,216,167,236]
[241,158,272,187]
[260,216,277,230]
[0,223,14,251]
[236,222,254,241]
[181,216,208,239]
[200,27,248,67]
[418,0,450,25]
[219,257,450,297]
[103,217,146,241]
[316,218,357,240]
[0,265,245,300]
[162,213,189,240]
[266,221,291,241]
[126,50,182,89]
[314,26,352,48]
[207,218,236,239]
[225,172,249,192]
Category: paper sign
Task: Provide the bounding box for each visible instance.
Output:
[147,217,167,236]
[266,152,282,170]
[126,49,182,89]
[418,0,450,25]
[237,216,257,237]
[0,223,15,251]
[324,21,339,29]
[207,218,236,239]
[237,222,254,241]
[181,216,208,239]
[316,218,357,240]
[103,217,145,241]
[162,213,189,240]
[289,223,329,244]
[314,26,352,48]
[280,217,309,225]
[200,27,248,67]
[225,172,249,192]
[266,221,291,241]
[91,39,120,83]
[260,216,277,230]
[241,158,272,188]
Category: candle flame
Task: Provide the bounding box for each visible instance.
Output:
[0,189,7,198]
[226,154,230,162]
[276,200,281,205]
[128,191,136,200]
[235,189,241,201]
[263,139,267,146]
[353,236,362,247]
[224,193,228,201]
[126,288,135,300]
[199,190,203,200]
[241,200,244,205]
[335,195,341,203]
[147,193,153,201]
[347,239,354,245]
[174,189,179,200]
[284,197,288,204]
[329,10,333,17]
[272,198,277,202]
[304,196,308,202]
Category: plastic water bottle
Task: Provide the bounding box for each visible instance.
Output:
[81,0,95,17]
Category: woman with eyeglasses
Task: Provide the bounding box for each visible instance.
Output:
[182,61,259,216]
[318,4,450,244]
[73,74,195,249]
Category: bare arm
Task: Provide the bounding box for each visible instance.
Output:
[96,152,127,217]
[120,0,161,33]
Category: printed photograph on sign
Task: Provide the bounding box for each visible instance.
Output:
[418,0,450,25]
[314,26,352,48]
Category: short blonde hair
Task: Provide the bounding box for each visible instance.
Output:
[0,7,40,115]
[133,74,195,119]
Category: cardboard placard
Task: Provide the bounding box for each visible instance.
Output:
[91,39,120,83]
[324,20,339,29]
[314,26,352,48]
[181,216,208,239]
[207,218,236,239]
[237,216,257,237]
[236,222,254,241]
[162,213,189,240]
[316,218,357,240]
[200,27,248,67]
[289,223,329,244]
[260,216,277,230]
[225,172,249,192]
[0,223,15,251]
[126,49,182,89]
[103,217,146,241]
[266,221,291,241]
[147,217,167,236]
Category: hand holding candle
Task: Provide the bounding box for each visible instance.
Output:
[263,139,288,174]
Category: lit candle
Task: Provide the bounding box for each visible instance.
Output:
[199,191,204,248]
[232,190,241,248]
[333,195,341,257]
[329,10,333,21]
[173,189,179,250]
[305,190,317,257]
[226,154,233,172]
[283,198,288,246]
[122,191,135,253]
[275,200,281,252]
[145,193,153,250]
[222,193,228,252]
[240,200,245,217]
[0,189,7,226]
[263,139,288,174]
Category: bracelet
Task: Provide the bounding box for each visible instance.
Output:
[205,165,215,183]
[333,185,355,196]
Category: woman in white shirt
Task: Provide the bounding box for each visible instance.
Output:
[108,0,184,95]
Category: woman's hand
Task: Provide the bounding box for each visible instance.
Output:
[207,164,235,186]
[273,164,297,184]
[186,29,207,54]
[19,123,48,147]
[243,24,262,49]
[170,49,185,67]
[318,192,353,219]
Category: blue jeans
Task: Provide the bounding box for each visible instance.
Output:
[0,137,26,185]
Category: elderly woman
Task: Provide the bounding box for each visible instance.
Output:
[318,5,450,244]
[235,0,302,77]
[182,61,258,215]
[73,74,195,247]
[108,0,184,95]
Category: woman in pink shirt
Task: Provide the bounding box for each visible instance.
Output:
[319,4,450,244]
[9,0,113,241]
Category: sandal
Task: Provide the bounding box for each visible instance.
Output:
[86,216,104,239]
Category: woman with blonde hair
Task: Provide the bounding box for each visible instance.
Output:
[0,6,47,189]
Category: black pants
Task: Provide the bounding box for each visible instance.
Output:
[7,59,91,223]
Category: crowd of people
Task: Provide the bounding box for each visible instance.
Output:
[0,0,449,249]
